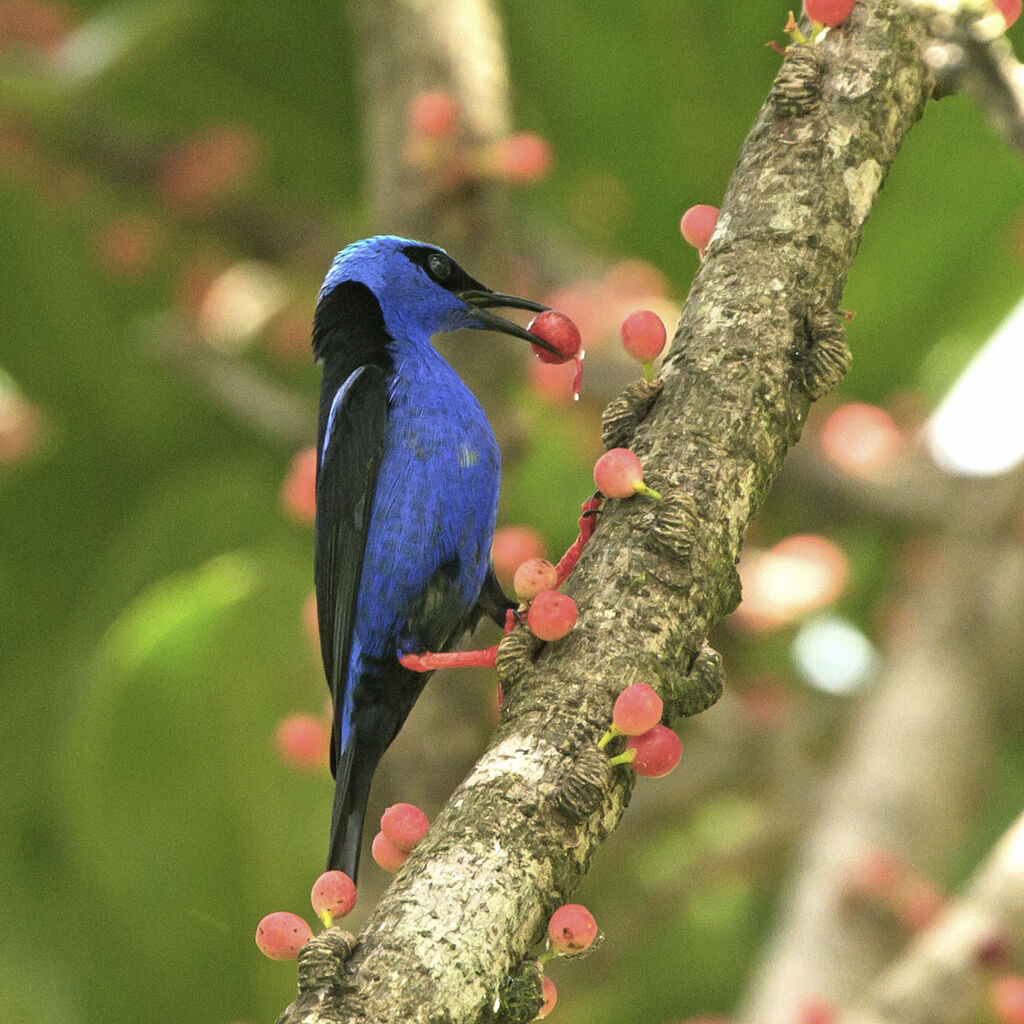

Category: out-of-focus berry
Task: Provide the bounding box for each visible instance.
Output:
[275,714,330,772]
[280,447,317,524]
[408,91,459,139]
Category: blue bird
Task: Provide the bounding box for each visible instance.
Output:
[312,235,551,881]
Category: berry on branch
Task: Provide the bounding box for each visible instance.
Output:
[514,558,559,604]
[612,683,664,736]
[526,591,578,642]
[310,870,357,927]
[380,803,430,853]
[372,830,409,873]
[593,448,661,500]
[620,309,667,381]
[618,724,682,777]
[680,204,719,258]
[255,912,313,960]
[537,975,558,1019]
[547,903,599,955]
[803,0,857,28]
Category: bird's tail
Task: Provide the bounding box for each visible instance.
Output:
[327,739,375,882]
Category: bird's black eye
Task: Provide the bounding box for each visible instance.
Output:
[427,253,451,282]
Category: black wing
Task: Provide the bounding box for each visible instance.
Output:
[315,364,388,777]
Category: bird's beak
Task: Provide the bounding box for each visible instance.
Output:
[459,289,557,353]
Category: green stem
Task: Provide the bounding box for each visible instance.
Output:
[608,748,637,767]
[634,482,662,501]
[597,727,619,749]
[642,361,654,383]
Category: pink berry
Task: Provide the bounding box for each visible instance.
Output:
[537,975,557,1018]
[625,724,682,777]
[310,870,357,925]
[371,830,409,873]
[279,447,317,524]
[797,997,837,1024]
[380,803,429,854]
[612,683,663,736]
[527,310,582,365]
[514,558,558,603]
[547,903,598,954]
[593,448,661,500]
[255,912,313,960]
[995,0,1021,27]
[993,976,1024,1024]
[527,591,578,642]
[620,310,667,364]
[408,91,459,139]
[274,714,330,772]
[494,132,552,185]
[803,0,856,26]
[680,204,719,254]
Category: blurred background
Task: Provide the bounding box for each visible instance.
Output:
[2,1,1024,1022]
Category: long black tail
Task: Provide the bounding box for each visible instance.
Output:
[326,739,377,882]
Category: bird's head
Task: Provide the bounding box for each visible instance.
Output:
[313,235,554,362]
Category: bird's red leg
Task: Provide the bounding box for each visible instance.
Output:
[554,492,603,585]
[400,497,600,674]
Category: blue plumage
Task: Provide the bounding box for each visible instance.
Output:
[312,236,549,880]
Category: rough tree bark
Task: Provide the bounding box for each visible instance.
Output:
[276,2,934,1021]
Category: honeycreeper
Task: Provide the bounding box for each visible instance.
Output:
[312,235,551,880]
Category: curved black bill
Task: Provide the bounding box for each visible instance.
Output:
[459,289,557,353]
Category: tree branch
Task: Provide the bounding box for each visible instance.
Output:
[276,3,934,1021]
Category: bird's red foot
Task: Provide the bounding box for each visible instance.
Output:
[554,493,604,585]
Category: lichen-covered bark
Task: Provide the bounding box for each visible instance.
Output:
[276,3,934,1022]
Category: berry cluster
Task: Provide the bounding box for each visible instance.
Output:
[255,868,358,960]
[600,684,682,778]
[529,903,601,1019]
[372,803,431,873]
[406,90,552,189]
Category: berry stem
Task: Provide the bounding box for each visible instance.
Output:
[607,748,638,767]
[642,361,655,383]
[597,727,619,749]
[635,482,662,501]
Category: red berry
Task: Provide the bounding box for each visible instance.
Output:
[255,912,312,960]
[371,830,409,873]
[625,725,682,777]
[380,803,429,854]
[492,525,545,580]
[547,903,598,954]
[310,870,357,925]
[527,591,578,642]
[514,558,558,603]
[494,132,552,185]
[593,448,661,500]
[994,976,1024,1024]
[994,0,1021,28]
[408,91,459,139]
[612,683,663,736]
[274,714,330,772]
[620,309,667,364]
[537,975,557,1019]
[680,204,719,254]
[527,310,582,365]
[280,447,317,524]
[803,0,856,27]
